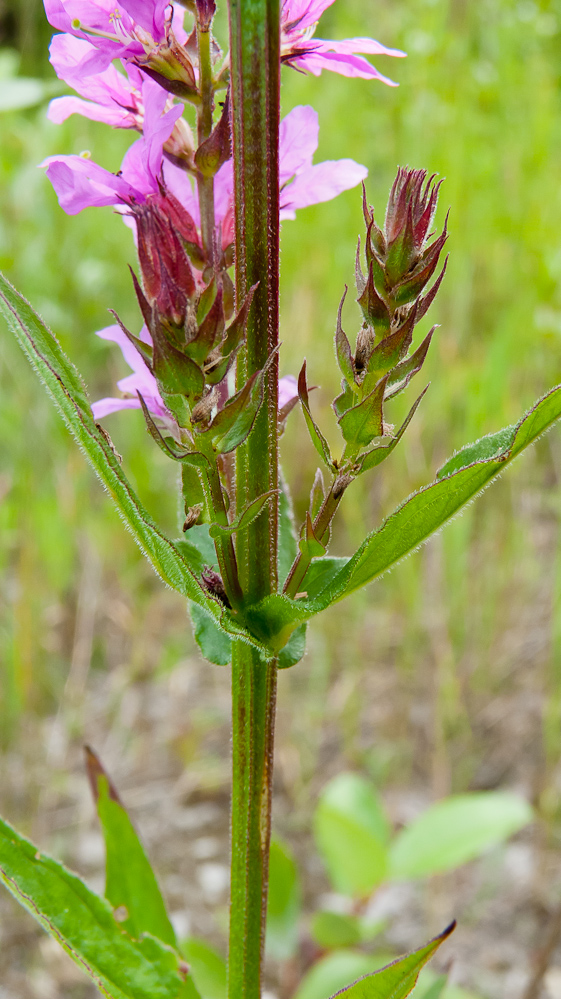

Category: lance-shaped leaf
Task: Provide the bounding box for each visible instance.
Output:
[298,362,335,469]
[357,265,391,336]
[204,370,262,453]
[186,287,225,366]
[354,386,428,475]
[0,814,196,999]
[278,474,298,586]
[355,385,428,475]
[209,489,278,538]
[309,383,561,607]
[309,467,325,520]
[299,510,327,559]
[0,272,259,651]
[85,747,177,949]
[385,328,435,399]
[328,923,455,999]
[338,376,387,449]
[249,385,561,646]
[335,288,356,387]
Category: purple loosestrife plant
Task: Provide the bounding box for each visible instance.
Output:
[0,2,560,998]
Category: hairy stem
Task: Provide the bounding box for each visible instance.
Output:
[227,0,281,996]
[229,644,277,999]
[196,19,216,264]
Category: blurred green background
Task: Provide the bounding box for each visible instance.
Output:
[3,0,561,994]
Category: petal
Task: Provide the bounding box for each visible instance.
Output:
[95,323,152,373]
[281,158,368,211]
[119,0,169,38]
[278,374,298,409]
[41,155,139,214]
[279,105,319,181]
[92,396,142,418]
[47,94,133,126]
[291,49,399,83]
[282,0,335,32]
[314,36,406,58]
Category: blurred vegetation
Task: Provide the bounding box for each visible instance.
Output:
[2,0,561,827]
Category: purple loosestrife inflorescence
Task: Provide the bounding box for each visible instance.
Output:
[281,0,405,82]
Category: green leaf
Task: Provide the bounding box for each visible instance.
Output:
[327,924,455,999]
[301,558,348,600]
[294,951,396,999]
[181,938,227,999]
[299,384,561,611]
[0,273,260,651]
[190,603,232,665]
[314,773,390,896]
[311,912,362,950]
[298,361,335,469]
[277,621,307,669]
[85,748,177,948]
[299,511,327,559]
[209,490,278,539]
[0,815,192,999]
[389,792,533,880]
[278,474,298,586]
[266,838,301,961]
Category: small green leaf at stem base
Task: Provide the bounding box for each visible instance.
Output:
[388,791,533,880]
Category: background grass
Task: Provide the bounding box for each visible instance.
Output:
[3,0,561,994]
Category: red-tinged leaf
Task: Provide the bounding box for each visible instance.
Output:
[298,361,334,469]
[328,923,455,999]
[335,287,356,386]
[194,92,231,177]
[186,286,225,365]
[385,328,436,399]
[357,265,391,336]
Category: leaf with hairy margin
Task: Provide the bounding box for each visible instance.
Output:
[0,272,261,652]
[0,815,198,999]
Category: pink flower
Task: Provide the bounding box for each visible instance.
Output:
[281,0,405,83]
[41,80,183,213]
[43,0,187,75]
[91,323,169,421]
[43,101,366,224]
[47,33,146,127]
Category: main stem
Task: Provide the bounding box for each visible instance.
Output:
[227,1,281,997]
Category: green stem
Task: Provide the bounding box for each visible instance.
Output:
[196,21,216,263]
[283,479,347,598]
[229,644,277,999]
[227,1,280,996]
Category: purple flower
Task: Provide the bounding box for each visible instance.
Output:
[43,0,187,75]
[281,0,405,83]
[47,33,145,127]
[91,323,169,421]
[41,80,183,213]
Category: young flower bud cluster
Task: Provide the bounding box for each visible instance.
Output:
[332,168,448,470]
[116,181,254,447]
